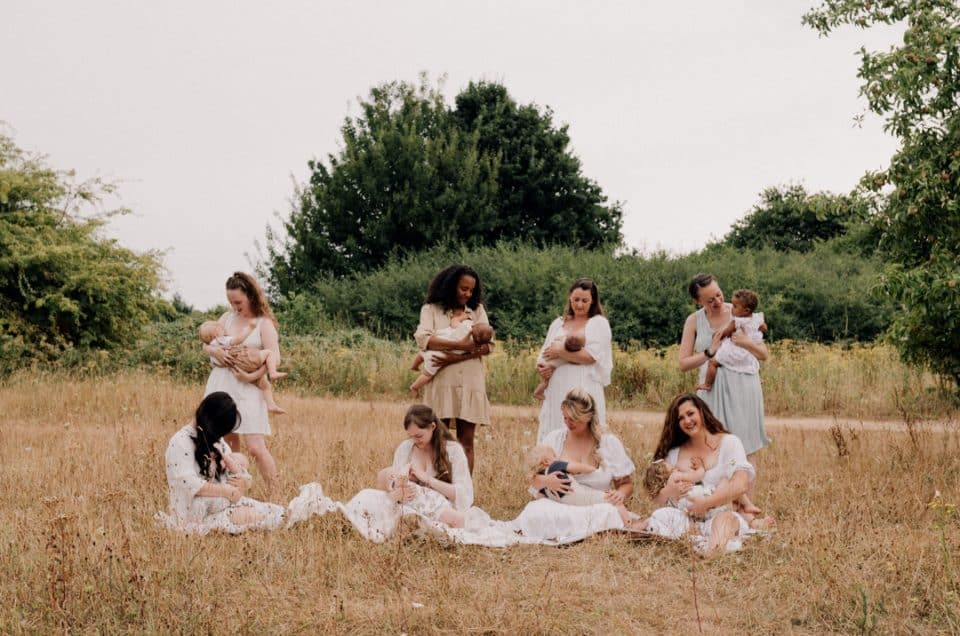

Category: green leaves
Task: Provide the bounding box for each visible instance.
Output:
[805,0,960,388]
[0,133,166,366]
[265,77,622,296]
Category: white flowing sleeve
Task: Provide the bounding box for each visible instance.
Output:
[447,442,474,511]
[584,316,613,386]
[165,430,206,499]
[536,317,564,365]
[718,435,756,482]
[391,440,414,473]
[599,434,635,479]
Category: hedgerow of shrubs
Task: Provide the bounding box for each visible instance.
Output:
[295,241,890,346]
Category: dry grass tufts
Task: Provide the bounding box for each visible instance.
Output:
[0,373,958,633]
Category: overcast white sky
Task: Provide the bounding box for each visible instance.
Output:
[3,2,903,309]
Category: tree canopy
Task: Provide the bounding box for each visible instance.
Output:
[0,132,166,364]
[718,184,875,253]
[265,77,622,295]
[805,0,960,387]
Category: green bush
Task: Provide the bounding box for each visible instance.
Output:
[289,242,889,346]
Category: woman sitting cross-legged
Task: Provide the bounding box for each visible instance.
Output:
[516,387,645,538]
[339,404,476,542]
[157,392,333,535]
[641,393,773,557]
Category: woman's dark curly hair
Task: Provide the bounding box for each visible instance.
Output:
[192,392,241,480]
[425,265,483,311]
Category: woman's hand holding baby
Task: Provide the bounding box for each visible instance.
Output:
[540,470,572,495]
[208,344,235,367]
[604,489,626,505]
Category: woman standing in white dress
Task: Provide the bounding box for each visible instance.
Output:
[203,272,281,497]
[535,278,613,442]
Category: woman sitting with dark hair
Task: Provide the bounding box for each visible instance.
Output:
[158,392,330,534]
[413,264,493,472]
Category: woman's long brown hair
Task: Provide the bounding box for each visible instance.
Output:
[404,405,456,483]
[653,393,728,460]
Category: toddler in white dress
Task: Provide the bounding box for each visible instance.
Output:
[697,289,767,391]
[643,456,766,526]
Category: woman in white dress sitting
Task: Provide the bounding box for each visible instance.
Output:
[159,392,286,534]
[643,393,759,556]
[339,405,474,542]
[519,388,642,539]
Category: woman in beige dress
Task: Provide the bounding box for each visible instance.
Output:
[413,265,492,473]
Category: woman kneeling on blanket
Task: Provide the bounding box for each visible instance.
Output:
[642,393,772,556]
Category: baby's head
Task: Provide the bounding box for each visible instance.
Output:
[731,289,759,318]
[564,334,585,352]
[525,445,557,473]
[471,323,494,345]
[222,452,249,475]
[642,459,674,498]
[199,320,225,344]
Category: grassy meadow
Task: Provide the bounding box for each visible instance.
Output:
[1,372,959,634]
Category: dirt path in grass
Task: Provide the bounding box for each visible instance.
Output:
[490,403,957,432]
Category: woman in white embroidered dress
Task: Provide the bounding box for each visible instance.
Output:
[203,272,281,497]
[159,392,285,534]
[339,405,474,542]
[643,393,759,556]
[535,278,613,442]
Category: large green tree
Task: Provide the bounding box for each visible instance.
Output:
[452,81,622,249]
[266,77,622,295]
[0,132,165,362]
[805,0,960,387]
[718,184,875,253]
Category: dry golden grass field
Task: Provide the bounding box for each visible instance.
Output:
[1,372,959,634]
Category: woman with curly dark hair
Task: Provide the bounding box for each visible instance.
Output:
[413,265,493,472]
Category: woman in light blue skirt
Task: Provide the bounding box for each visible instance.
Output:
[677,273,769,457]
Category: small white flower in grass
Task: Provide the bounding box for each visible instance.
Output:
[411,602,424,609]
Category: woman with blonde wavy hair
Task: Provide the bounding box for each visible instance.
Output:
[529,388,636,510]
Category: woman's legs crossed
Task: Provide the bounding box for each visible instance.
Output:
[704,511,740,557]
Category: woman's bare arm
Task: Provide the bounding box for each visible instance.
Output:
[730,328,769,361]
[678,312,711,372]
[259,319,282,367]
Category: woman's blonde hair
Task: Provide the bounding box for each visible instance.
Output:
[560,387,603,466]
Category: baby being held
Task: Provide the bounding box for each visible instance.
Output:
[200,320,287,414]
[528,445,642,529]
[533,334,585,401]
[643,457,769,528]
[697,289,767,391]
[409,321,494,397]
